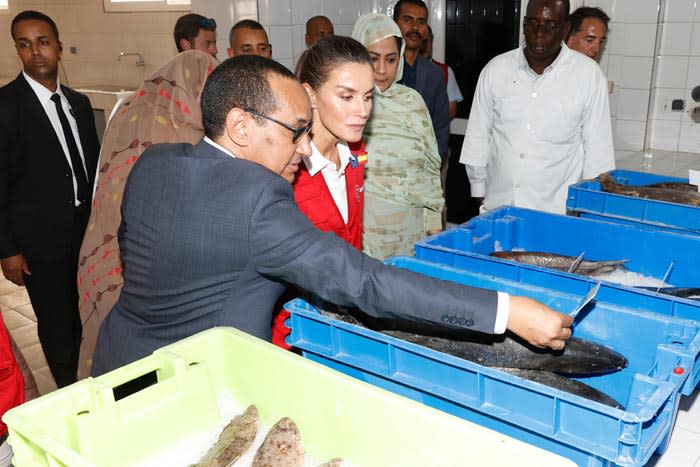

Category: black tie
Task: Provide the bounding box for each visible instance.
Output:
[50,93,89,204]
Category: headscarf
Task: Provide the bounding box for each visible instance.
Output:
[352,13,405,86]
[351,14,443,211]
[76,50,218,379]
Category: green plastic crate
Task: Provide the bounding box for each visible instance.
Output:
[3,327,575,467]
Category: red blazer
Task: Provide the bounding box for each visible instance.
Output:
[272,141,366,348]
[0,313,23,437]
[291,151,364,249]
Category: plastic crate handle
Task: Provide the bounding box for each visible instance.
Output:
[94,350,189,406]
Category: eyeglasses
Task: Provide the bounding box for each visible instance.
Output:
[245,108,312,143]
[524,18,563,36]
[199,17,217,30]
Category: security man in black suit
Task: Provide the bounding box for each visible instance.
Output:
[0,11,100,387]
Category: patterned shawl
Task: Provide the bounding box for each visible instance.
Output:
[76,50,218,378]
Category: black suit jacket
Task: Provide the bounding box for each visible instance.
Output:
[0,73,100,261]
[91,140,498,374]
[414,55,450,158]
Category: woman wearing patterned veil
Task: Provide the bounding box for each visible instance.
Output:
[352,14,443,260]
[76,50,217,378]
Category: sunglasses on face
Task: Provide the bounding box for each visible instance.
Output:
[245,109,312,144]
[199,17,217,30]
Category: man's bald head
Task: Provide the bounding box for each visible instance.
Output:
[305,16,334,47]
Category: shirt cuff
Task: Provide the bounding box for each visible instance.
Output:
[493,291,509,334]
[469,181,486,197]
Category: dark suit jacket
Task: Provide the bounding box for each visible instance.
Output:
[0,73,100,261]
[92,140,498,374]
[414,55,450,158]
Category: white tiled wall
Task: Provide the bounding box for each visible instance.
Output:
[256,0,397,71]
[190,0,258,64]
[256,0,442,71]
[582,0,660,152]
[581,0,700,157]
[647,0,700,154]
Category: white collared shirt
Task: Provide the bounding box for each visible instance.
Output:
[301,141,352,223]
[460,43,614,214]
[24,71,88,206]
[203,136,236,158]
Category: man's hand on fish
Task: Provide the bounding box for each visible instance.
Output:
[506,296,573,350]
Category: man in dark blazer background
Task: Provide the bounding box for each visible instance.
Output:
[91,55,572,376]
[0,11,100,387]
[393,0,450,161]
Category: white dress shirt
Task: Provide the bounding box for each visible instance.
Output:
[460,43,615,214]
[446,66,463,104]
[24,72,89,206]
[203,136,236,158]
[301,141,352,223]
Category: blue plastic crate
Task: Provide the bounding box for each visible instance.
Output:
[567,169,700,235]
[415,205,700,298]
[286,271,695,467]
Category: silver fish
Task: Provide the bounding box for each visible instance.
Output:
[251,417,304,467]
[195,404,259,467]
[491,251,628,275]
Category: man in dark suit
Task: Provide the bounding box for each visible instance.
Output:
[393,0,450,161]
[91,55,572,376]
[0,11,100,387]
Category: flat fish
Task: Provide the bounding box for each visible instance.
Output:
[495,368,625,409]
[491,251,628,275]
[251,417,304,467]
[600,173,700,206]
[319,309,628,375]
[195,405,259,467]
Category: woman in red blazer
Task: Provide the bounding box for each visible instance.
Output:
[271,36,376,348]
[0,312,26,464]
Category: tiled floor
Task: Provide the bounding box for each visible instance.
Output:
[2,149,700,465]
[0,277,56,396]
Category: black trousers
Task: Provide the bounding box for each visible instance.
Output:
[23,204,89,388]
